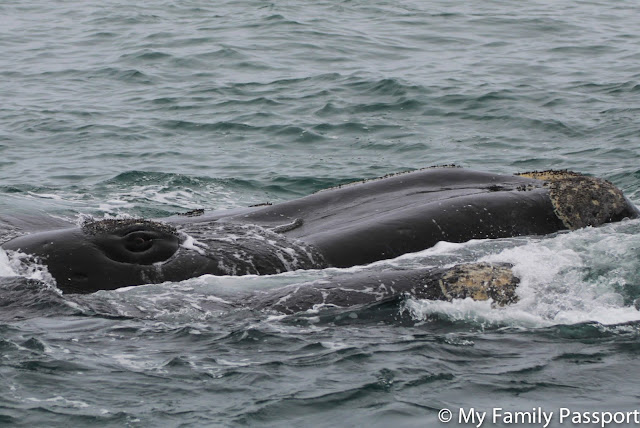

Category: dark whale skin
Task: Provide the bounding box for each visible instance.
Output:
[2,168,637,294]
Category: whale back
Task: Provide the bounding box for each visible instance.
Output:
[201,168,637,267]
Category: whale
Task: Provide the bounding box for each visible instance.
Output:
[252,262,520,314]
[0,261,519,317]
[1,167,637,295]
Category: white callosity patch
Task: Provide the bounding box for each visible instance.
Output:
[406,219,640,327]
[439,262,518,306]
[73,212,136,227]
[518,170,638,230]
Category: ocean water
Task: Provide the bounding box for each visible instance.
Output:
[1,0,640,427]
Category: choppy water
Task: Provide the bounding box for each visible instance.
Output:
[1,0,640,426]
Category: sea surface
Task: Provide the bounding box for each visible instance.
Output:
[1,1,640,427]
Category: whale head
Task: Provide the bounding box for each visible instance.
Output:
[1,219,221,294]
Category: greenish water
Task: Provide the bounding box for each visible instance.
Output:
[1,0,640,426]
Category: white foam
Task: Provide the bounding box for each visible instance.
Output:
[99,182,241,214]
[404,297,547,328]
[111,353,158,371]
[180,233,208,255]
[0,248,57,285]
[0,249,18,277]
[407,220,640,327]
[25,396,89,409]
[26,192,63,200]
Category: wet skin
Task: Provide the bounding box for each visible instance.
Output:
[2,168,638,294]
[2,220,224,293]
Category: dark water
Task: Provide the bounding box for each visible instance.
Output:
[1,0,640,426]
